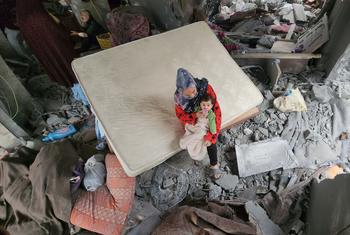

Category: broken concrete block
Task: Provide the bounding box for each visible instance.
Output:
[277,175,290,193]
[278,113,287,121]
[293,3,307,22]
[244,128,254,136]
[286,172,299,188]
[253,113,268,125]
[258,127,269,137]
[208,183,222,200]
[245,201,284,235]
[312,85,334,103]
[237,188,258,201]
[282,10,295,24]
[215,174,239,191]
[236,138,299,177]
[278,3,293,16]
[269,180,277,192]
[256,186,269,195]
[162,178,176,189]
[254,131,261,141]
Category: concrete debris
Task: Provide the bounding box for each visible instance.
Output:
[215,174,239,190]
[258,127,269,137]
[208,183,222,200]
[296,14,329,53]
[236,138,299,177]
[340,137,350,161]
[210,0,324,55]
[245,201,284,235]
[293,3,307,22]
[150,164,189,211]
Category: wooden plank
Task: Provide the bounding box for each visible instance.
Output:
[223,107,260,129]
[271,41,296,53]
[231,53,321,59]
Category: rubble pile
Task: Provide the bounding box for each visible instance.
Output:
[25,75,90,135]
[129,66,350,234]
[206,0,327,53]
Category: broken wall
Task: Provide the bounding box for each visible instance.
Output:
[306,174,350,235]
[0,56,34,138]
[319,0,350,74]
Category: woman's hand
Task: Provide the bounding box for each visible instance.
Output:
[196,111,204,119]
[204,140,212,146]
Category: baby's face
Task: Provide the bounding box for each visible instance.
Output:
[200,101,213,112]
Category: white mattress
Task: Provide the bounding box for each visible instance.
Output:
[72,22,263,176]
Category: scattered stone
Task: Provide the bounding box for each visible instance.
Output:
[286,173,299,188]
[256,186,269,195]
[254,131,261,141]
[269,180,277,192]
[278,113,287,121]
[253,113,268,125]
[162,178,176,189]
[237,188,258,201]
[244,128,254,136]
[245,201,284,235]
[191,190,207,200]
[215,174,239,190]
[208,183,222,200]
[258,127,269,137]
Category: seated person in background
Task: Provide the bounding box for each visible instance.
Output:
[70,10,106,52]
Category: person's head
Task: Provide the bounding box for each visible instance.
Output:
[80,10,91,23]
[200,94,214,112]
[176,68,197,99]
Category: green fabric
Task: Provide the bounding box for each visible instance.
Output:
[208,110,216,134]
[195,106,216,134]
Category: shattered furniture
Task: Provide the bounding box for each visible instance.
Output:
[72,21,263,176]
[70,154,135,235]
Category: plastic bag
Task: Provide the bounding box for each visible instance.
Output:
[273,88,307,112]
[83,154,106,191]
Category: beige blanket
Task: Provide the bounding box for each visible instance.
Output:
[179,117,208,160]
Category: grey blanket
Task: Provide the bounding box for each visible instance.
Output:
[0,140,79,235]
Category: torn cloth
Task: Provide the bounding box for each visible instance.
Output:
[152,203,256,235]
[0,140,79,235]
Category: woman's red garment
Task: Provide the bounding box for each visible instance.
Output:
[175,84,222,144]
[16,0,78,87]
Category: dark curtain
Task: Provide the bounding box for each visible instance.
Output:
[16,0,78,87]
